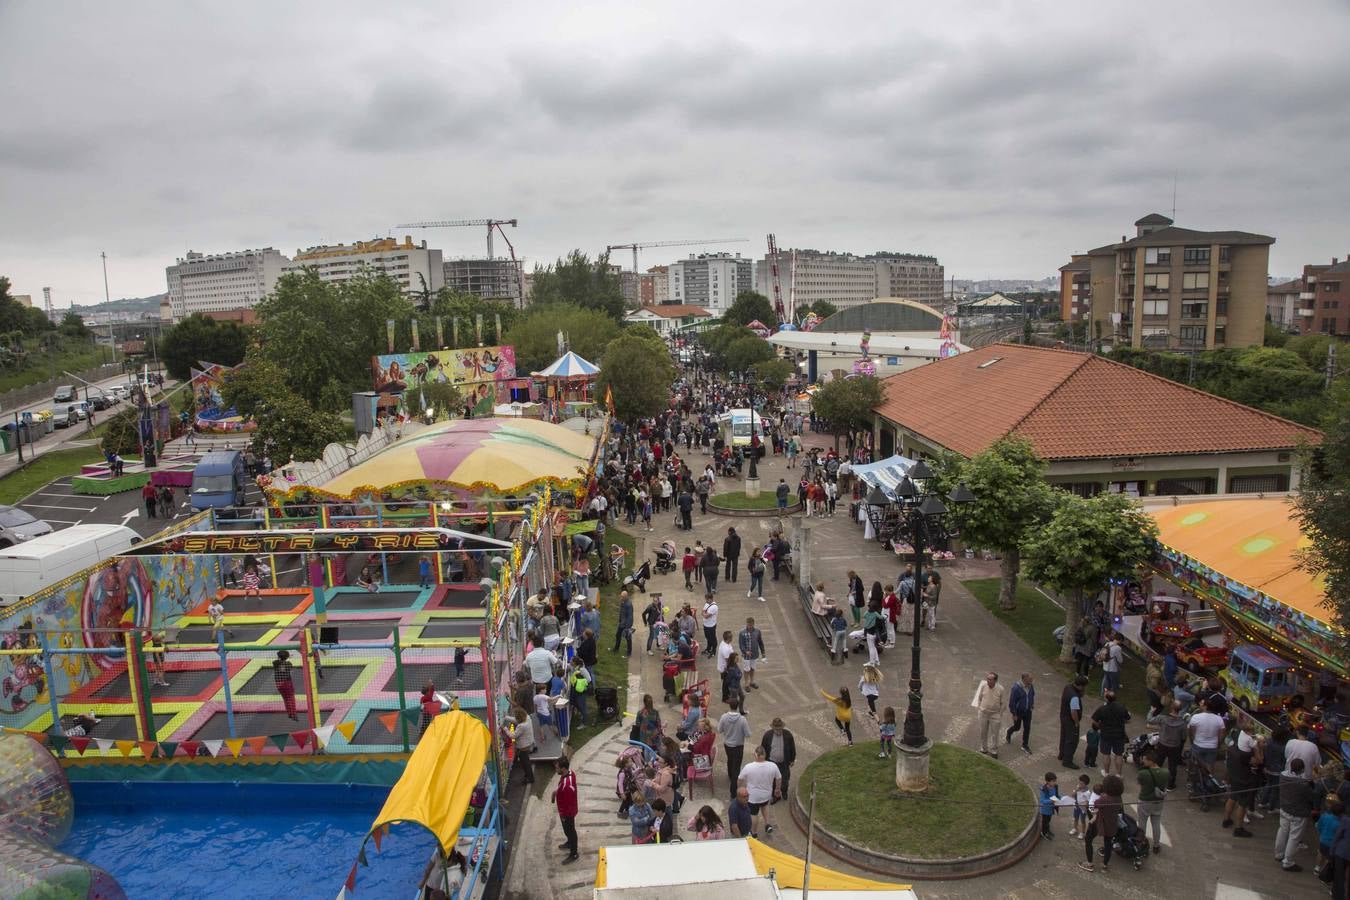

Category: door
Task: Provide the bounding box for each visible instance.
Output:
[879,427,894,458]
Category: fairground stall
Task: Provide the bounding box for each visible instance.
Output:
[533,350,600,422]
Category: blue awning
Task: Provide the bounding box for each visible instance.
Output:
[852,454,916,501]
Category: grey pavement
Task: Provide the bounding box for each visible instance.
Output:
[511,436,1321,900]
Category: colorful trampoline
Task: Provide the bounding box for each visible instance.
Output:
[1148,498,1347,677]
[265,417,599,501]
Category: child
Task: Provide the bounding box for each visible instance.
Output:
[208,599,232,640]
[1038,772,1059,839]
[1084,721,1101,769]
[454,646,468,682]
[692,541,706,585]
[534,685,555,740]
[1317,795,1343,876]
[1069,773,1094,838]
[878,706,896,759]
[820,687,853,745]
[242,558,261,599]
[858,664,883,718]
[830,607,848,665]
[682,547,697,591]
[418,554,433,589]
[309,626,325,682]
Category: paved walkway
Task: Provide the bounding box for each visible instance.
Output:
[507,434,1324,900]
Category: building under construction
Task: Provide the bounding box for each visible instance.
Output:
[442,257,523,302]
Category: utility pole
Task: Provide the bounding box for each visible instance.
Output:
[101,252,117,365]
[1329,342,1338,390]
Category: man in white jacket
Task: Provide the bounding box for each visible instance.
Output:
[973,672,1006,758]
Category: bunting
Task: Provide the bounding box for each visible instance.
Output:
[291,730,311,750]
[137,740,158,759]
[180,740,200,758]
[245,735,268,756]
[268,733,291,752]
[47,734,69,753]
[115,740,136,757]
[372,825,384,853]
[378,711,401,734]
[203,740,224,758]
[69,736,91,755]
[95,738,115,753]
[224,737,246,758]
[344,864,357,893]
[313,724,337,750]
[159,741,179,758]
[336,721,357,740]
[18,718,361,762]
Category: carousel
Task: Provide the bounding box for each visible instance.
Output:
[533,351,600,422]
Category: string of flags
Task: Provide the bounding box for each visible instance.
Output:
[2,719,365,758]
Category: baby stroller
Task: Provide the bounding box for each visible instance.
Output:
[662,660,681,703]
[1106,811,1151,870]
[1187,757,1227,812]
[624,560,652,593]
[1126,732,1158,767]
[654,541,678,575]
[653,620,671,652]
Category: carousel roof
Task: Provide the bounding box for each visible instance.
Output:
[276,417,598,498]
[534,351,599,378]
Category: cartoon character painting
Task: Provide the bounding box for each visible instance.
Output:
[0,624,45,713]
[81,558,152,669]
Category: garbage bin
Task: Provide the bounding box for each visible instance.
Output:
[18,423,36,445]
[0,427,12,453]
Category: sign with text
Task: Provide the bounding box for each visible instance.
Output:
[123,528,512,557]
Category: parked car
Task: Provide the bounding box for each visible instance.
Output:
[88,391,112,411]
[53,385,77,404]
[52,407,73,428]
[0,505,53,548]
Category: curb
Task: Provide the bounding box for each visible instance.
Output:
[707,500,802,517]
[788,770,1041,880]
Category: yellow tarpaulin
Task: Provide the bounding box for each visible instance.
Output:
[368,710,491,856]
[746,838,909,891]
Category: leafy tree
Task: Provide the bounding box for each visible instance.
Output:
[1286,333,1341,370]
[529,251,626,320]
[420,291,520,347]
[722,291,777,328]
[502,304,619,374]
[725,335,775,375]
[59,312,91,338]
[699,324,755,371]
[623,323,666,348]
[1023,491,1159,661]
[1264,322,1290,348]
[220,351,346,464]
[797,300,837,322]
[596,331,676,422]
[810,375,883,451]
[408,380,464,421]
[752,358,795,392]
[1295,377,1350,631]
[945,437,1054,610]
[158,313,249,381]
[100,408,143,457]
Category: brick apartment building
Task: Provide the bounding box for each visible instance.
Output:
[1298,257,1350,335]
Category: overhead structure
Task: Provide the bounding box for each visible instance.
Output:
[605,238,748,274]
[397,218,523,307]
[766,234,786,324]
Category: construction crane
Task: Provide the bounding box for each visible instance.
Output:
[766,234,785,323]
[604,238,748,274]
[395,218,518,260]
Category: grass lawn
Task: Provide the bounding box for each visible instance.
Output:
[964,577,1150,714]
[710,490,782,510]
[566,525,636,752]
[800,743,1033,859]
[0,445,109,505]
[0,343,108,394]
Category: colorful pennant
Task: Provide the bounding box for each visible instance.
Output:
[313,724,337,750]
[69,736,91,755]
[245,736,268,756]
[204,740,224,758]
[159,741,179,758]
[268,733,290,752]
[224,738,246,758]
[336,721,356,740]
[137,740,158,759]
[291,730,311,750]
[114,740,135,757]
[377,711,400,734]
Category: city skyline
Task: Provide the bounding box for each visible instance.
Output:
[2,0,1348,306]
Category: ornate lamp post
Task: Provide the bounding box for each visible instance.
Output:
[888,459,974,790]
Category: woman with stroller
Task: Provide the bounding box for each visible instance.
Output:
[1080,774,1124,873]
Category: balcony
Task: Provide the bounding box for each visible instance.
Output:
[1297,308,1315,317]
[1300,292,1316,300]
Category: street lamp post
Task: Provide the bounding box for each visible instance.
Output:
[875,459,974,791]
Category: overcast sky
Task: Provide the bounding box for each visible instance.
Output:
[2,0,1348,306]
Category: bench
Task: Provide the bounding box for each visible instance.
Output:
[798,585,834,649]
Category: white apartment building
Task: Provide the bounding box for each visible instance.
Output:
[669,253,754,313]
[165,248,289,322]
[286,237,444,299]
[755,249,944,315]
[647,265,670,304]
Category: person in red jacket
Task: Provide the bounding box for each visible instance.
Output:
[553,756,579,864]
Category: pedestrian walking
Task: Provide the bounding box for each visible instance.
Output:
[846,571,864,625]
[1079,775,1124,873]
[716,630,735,702]
[701,546,720,594]
[747,549,765,602]
[759,717,796,804]
[973,671,1005,757]
[718,700,752,801]
[722,527,740,583]
[700,594,718,659]
[1005,673,1035,754]
[612,591,634,656]
[858,663,882,718]
[1136,751,1168,854]
[642,596,664,655]
[1039,773,1060,839]
[1146,699,1188,789]
[1091,689,1131,778]
[738,746,782,837]
[553,756,580,863]
[142,481,157,518]
[738,617,765,692]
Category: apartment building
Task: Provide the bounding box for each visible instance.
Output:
[165,248,289,322]
[1267,279,1302,332]
[669,253,754,313]
[1297,257,1350,335]
[1079,214,1273,350]
[1058,255,1092,323]
[286,236,444,299]
[442,257,522,304]
[646,265,669,305]
[754,249,944,315]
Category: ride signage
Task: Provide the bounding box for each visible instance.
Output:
[123,528,513,557]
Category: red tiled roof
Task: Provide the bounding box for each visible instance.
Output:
[633,305,711,318]
[875,343,1323,460]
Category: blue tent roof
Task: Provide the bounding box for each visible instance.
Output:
[534,351,599,378]
[852,454,917,501]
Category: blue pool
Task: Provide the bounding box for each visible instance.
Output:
[59,782,438,900]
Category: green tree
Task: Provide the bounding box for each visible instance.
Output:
[946,437,1054,610]
[810,375,883,451]
[796,300,837,322]
[1023,491,1160,661]
[220,351,347,464]
[724,335,775,375]
[596,332,676,422]
[752,358,795,392]
[408,380,464,421]
[420,291,520,347]
[699,324,755,371]
[1264,322,1290,348]
[529,251,626,320]
[1286,333,1341,370]
[722,291,777,327]
[100,408,143,457]
[158,313,249,381]
[502,304,619,373]
[58,312,91,338]
[1295,377,1350,631]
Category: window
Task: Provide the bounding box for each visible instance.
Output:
[1214,325,1226,344]
[1219,246,1230,262]
[1143,300,1169,316]
[1181,301,1208,319]
[1217,299,1228,315]
[1179,325,1206,344]
[1143,273,1170,291]
[1183,247,1211,265]
[1182,272,1209,290]
[1145,247,1172,265]
[1326,281,1343,292]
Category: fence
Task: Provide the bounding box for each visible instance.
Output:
[0,362,123,416]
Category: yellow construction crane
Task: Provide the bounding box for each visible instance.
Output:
[605,238,748,274]
[396,218,518,260]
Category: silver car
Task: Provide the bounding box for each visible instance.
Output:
[0,505,54,548]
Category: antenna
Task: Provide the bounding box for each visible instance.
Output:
[1171,171,1177,220]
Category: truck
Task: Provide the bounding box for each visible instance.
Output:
[190,450,246,512]
[0,524,142,607]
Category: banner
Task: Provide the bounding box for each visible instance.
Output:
[370,345,518,418]
[435,316,444,348]
[386,319,396,354]
[123,527,511,558]
[475,314,483,346]
[494,313,502,344]
[190,363,257,434]
[411,320,420,352]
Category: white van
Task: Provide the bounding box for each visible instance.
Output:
[0,524,142,607]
